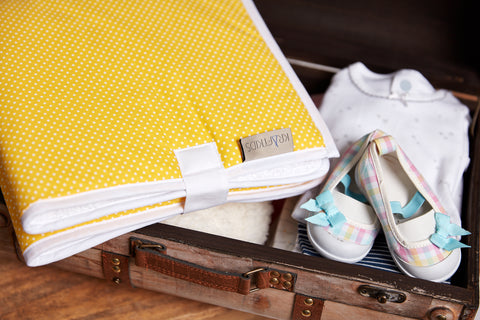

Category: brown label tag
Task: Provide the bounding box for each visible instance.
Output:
[240,128,294,162]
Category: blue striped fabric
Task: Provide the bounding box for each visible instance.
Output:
[297,223,452,284]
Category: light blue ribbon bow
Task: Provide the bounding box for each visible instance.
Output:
[430,212,470,251]
[301,190,346,234]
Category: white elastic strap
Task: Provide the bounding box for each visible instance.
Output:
[174,143,229,213]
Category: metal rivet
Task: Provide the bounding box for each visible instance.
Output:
[112,258,121,266]
[283,281,292,289]
[270,271,280,278]
[270,277,279,285]
[113,277,121,284]
[112,265,121,273]
[283,273,293,281]
[429,307,454,320]
[301,309,312,317]
[377,294,388,304]
[304,298,314,306]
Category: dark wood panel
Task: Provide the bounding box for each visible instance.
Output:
[254,0,480,94]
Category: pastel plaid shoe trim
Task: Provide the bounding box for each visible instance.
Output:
[323,130,387,191]
[333,215,378,245]
[301,130,384,253]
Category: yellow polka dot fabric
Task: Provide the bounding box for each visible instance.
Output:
[0,0,336,265]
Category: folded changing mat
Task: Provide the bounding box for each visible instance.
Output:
[0,0,337,266]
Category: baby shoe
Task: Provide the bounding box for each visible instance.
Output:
[355,134,470,282]
[299,130,385,263]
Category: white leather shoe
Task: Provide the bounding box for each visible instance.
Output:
[298,131,385,263]
[355,134,470,282]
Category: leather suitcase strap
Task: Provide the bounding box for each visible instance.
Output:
[102,251,130,286]
[130,237,271,295]
[292,294,324,320]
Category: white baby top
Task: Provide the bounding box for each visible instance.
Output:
[319,62,471,225]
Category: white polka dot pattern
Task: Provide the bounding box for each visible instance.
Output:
[0,0,327,252]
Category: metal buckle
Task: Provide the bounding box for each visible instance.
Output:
[132,238,166,252]
[243,267,267,293]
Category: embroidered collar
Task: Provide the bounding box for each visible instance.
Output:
[348,62,447,103]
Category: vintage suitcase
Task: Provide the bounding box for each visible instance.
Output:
[3,0,480,319]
